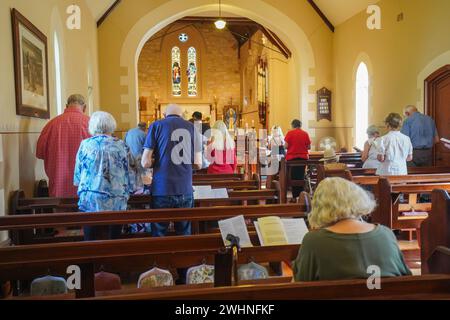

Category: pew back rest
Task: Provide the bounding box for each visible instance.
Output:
[421,190,450,274]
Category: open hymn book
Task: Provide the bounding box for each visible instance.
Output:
[441,138,450,144]
[254,217,309,246]
[218,215,309,248]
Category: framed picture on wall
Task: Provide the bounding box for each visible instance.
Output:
[11,8,50,119]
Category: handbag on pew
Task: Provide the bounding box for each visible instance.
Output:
[138,267,174,288]
[30,275,68,296]
[238,262,269,281]
[186,264,215,285]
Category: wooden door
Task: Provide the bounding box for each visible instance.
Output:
[425,65,450,166]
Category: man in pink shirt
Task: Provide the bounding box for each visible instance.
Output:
[36,94,90,197]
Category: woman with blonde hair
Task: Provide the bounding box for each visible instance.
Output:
[206,120,237,174]
[293,177,411,282]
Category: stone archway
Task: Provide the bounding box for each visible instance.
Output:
[118,0,316,137]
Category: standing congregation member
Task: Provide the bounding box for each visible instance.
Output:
[293,177,411,282]
[74,112,135,241]
[125,122,147,159]
[401,105,439,167]
[141,104,202,237]
[206,120,237,174]
[192,111,211,138]
[192,112,211,170]
[377,113,413,176]
[361,125,381,169]
[268,125,286,157]
[36,94,90,197]
[284,119,311,203]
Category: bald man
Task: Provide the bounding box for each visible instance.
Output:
[141,104,202,237]
[401,105,439,167]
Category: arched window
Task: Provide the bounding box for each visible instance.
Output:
[171,47,181,97]
[54,32,63,115]
[355,62,369,149]
[187,47,197,97]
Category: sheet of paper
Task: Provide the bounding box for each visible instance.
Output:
[218,215,253,248]
[257,216,288,246]
[441,137,450,144]
[193,185,213,200]
[212,188,229,199]
[281,218,309,244]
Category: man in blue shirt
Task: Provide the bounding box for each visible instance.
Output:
[401,105,440,167]
[141,104,202,237]
[124,122,147,159]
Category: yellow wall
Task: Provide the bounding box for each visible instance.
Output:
[0,0,99,242]
[97,0,334,144]
[333,0,450,150]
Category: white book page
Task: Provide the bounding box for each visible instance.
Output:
[193,185,213,199]
[282,219,309,244]
[212,188,229,199]
[440,137,450,144]
[218,215,253,248]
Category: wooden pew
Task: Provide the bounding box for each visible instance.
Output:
[427,247,450,275]
[374,179,450,242]
[2,204,306,231]
[11,187,279,214]
[1,203,307,245]
[421,189,450,274]
[0,234,300,298]
[193,173,245,181]
[278,154,363,202]
[82,274,450,300]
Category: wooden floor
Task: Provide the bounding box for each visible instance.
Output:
[399,240,421,275]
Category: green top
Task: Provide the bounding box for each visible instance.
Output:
[293,225,412,282]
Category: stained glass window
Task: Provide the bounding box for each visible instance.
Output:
[187,47,197,97]
[171,47,181,96]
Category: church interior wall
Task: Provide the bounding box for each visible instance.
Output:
[0,0,99,242]
[333,0,450,150]
[137,22,240,126]
[97,0,332,148]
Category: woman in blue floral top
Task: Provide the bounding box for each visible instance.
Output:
[74,111,139,240]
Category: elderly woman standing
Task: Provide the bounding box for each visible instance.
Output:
[377,113,413,176]
[293,177,411,282]
[361,125,381,169]
[74,111,136,241]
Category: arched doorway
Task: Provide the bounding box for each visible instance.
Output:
[425,64,450,166]
[118,0,316,136]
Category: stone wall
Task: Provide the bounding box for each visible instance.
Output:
[138,22,241,120]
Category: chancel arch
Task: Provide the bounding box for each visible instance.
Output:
[118,0,316,133]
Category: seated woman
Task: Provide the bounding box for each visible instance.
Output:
[362,125,381,169]
[206,120,237,174]
[293,177,411,282]
[74,111,135,241]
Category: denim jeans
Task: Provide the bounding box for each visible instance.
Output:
[151,194,193,237]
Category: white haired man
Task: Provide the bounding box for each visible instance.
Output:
[401,105,439,167]
[141,104,202,237]
[36,94,90,197]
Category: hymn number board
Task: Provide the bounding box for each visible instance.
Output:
[316,87,332,122]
